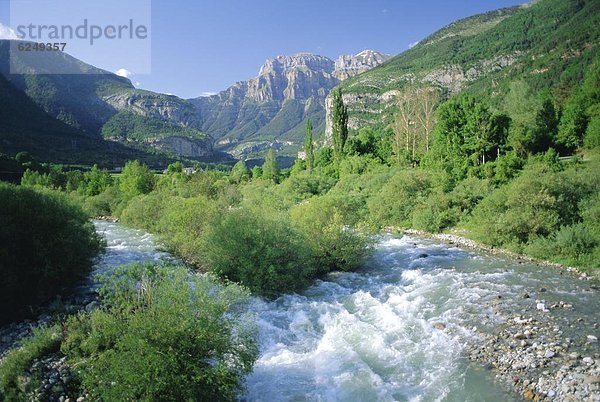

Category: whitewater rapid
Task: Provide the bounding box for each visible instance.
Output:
[91,222,599,401]
[242,236,599,401]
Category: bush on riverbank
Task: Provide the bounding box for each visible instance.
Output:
[116,170,374,296]
[63,264,257,401]
[0,264,258,401]
[0,183,103,324]
[461,157,600,269]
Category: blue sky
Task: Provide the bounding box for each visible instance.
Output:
[0,0,526,98]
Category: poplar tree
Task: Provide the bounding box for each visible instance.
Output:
[331,88,348,163]
[304,118,314,173]
[262,149,280,183]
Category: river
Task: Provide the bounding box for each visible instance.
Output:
[96,221,600,401]
[7,221,595,401]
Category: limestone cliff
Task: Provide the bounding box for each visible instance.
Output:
[190,50,389,157]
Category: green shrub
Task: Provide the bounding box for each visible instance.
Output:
[469,161,595,248]
[82,185,123,217]
[367,170,433,227]
[119,191,170,233]
[584,116,600,149]
[552,223,598,259]
[0,183,103,324]
[291,197,372,275]
[62,264,258,401]
[278,171,337,202]
[157,196,219,265]
[412,192,456,232]
[525,223,599,269]
[200,209,313,296]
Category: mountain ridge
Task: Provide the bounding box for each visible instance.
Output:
[0,40,214,160]
[190,50,390,157]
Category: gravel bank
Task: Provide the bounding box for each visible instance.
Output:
[401,228,600,401]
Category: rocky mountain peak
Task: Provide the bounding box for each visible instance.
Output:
[258,53,335,76]
[191,48,389,158]
[333,49,391,80]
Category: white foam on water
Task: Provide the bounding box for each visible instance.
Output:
[242,236,533,401]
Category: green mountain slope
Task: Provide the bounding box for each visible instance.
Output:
[0,74,167,166]
[335,0,600,131]
[0,40,214,160]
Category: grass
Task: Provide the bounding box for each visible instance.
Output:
[0,324,63,400]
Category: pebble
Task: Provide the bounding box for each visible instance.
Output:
[587,335,598,342]
[433,322,446,330]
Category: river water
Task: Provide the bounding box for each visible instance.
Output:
[93,221,599,401]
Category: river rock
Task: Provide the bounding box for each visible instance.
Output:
[536,302,547,311]
[587,335,598,342]
[582,357,595,365]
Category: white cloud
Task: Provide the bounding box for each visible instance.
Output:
[115,68,134,79]
[199,91,217,97]
[408,41,420,49]
[134,81,141,87]
[381,9,389,13]
[0,23,18,40]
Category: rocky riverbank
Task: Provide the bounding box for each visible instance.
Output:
[0,290,98,402]
[396,229,600,401]
[402,228,593,279]
[0,291,98,357]
[465,292,599,401]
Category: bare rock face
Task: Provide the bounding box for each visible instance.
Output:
[190,50,388,157]
[103,91,199,127]
[149,136,213,158]
[333,50,391,81]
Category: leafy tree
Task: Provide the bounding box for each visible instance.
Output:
[557,96,587,153]
[392,90,417,165]
[14,151,41,171]
[118,160,155,200]
[230,160,250,183]
[166,161,183,174]
[532,97,559,153]
[392,87,439,164]
[331,88,348,164]
[251,166,262,179]
[80,165,112,196]
[428,96,506,178]
[262,149,280,183]
[289,158,306,177]
[346,128,379,157]
[304,118,315,173]
[584,114,600,149]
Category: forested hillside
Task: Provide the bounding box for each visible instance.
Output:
[333,0,600,142]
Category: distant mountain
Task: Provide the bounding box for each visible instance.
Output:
[0,40,214,161]
[0,73,170,167]
[1,41,389,161]
[190,50,390,158]
[328,0,600,137]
